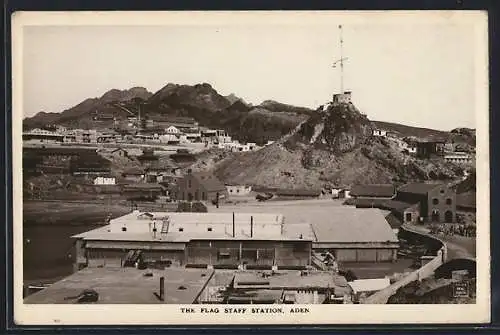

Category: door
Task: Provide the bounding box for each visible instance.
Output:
[444,210,454,223]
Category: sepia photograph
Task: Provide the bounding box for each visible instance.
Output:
[12,11,489,325]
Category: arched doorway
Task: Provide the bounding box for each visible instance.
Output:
[444,210,454,223]
[431,209,440,222]
[187,192,193,201]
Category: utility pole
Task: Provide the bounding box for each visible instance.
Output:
[339,24,344,93]
[332,25,348,94]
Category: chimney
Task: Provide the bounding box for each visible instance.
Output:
[159,276,165,301]
[250,216,253,238]
[232,212,235,238]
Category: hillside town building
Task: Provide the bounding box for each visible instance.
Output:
[395,183,456,223]
[177,170,228,203]
[444,152,473,165]
[226,184,253,196]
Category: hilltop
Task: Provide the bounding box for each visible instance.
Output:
[200,101,465,189]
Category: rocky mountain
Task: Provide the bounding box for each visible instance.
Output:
[202,101,464,189]
[23,87,153,130]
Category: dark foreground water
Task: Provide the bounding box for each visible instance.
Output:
[23,223,101,282]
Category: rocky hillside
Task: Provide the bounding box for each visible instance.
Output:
[23,83,313,145]
[373,121,476,146]
[204,102,464,189]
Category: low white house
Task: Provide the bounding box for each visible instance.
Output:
[373,129,388,137]
[226,185,253,196]
[93,176,116,185]
[166,126,180,134]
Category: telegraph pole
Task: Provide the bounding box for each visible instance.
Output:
[332,25,348,94]
[339,25,344,93]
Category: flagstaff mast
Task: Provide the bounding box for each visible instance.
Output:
[332,25,348,94]
[339,24,344,93]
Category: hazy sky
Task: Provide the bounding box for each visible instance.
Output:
[22,15,481,130]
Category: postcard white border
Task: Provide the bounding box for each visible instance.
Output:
[12,10,490,325]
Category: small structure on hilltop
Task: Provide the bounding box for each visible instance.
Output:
[372,129,388,137]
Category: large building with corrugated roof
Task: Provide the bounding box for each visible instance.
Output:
[72,211,314,270]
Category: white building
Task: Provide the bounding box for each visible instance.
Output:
[372,129,388,137]
[166,126,180,134]
[159,134,180,144]
[444,153,473,165]
[226,185,253,196]
[93,176,116,185]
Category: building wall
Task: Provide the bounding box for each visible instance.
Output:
[426,186,457,223]
[123,175,144,183]
[226,185,252,196]
[85,248,185,268]
[94,177,116,185]
[401,204,421,224]
[396,192,428,220]
[185,240,310,267]
[320,247,397,263]
[178,174,228,202]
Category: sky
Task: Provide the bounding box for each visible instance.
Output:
[22,14,483,130]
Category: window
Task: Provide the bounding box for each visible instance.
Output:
[202,192,207,200]
[432,198,439,205]
[218,252,231,260]
[406,213,412,222]
[440,189,445,194]
[121,227,127,232]
[241,249,258,260]
[207,227,213,232]
[446,198,452,205]
[178,228,184,232]
[188,179,192,188]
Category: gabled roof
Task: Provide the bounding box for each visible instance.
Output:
[122,166,145,175]
[397,183,444,195]
[122,183,165,191]
[350,184,396,198]
[190,172,226,192]
[276,189,321,197]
